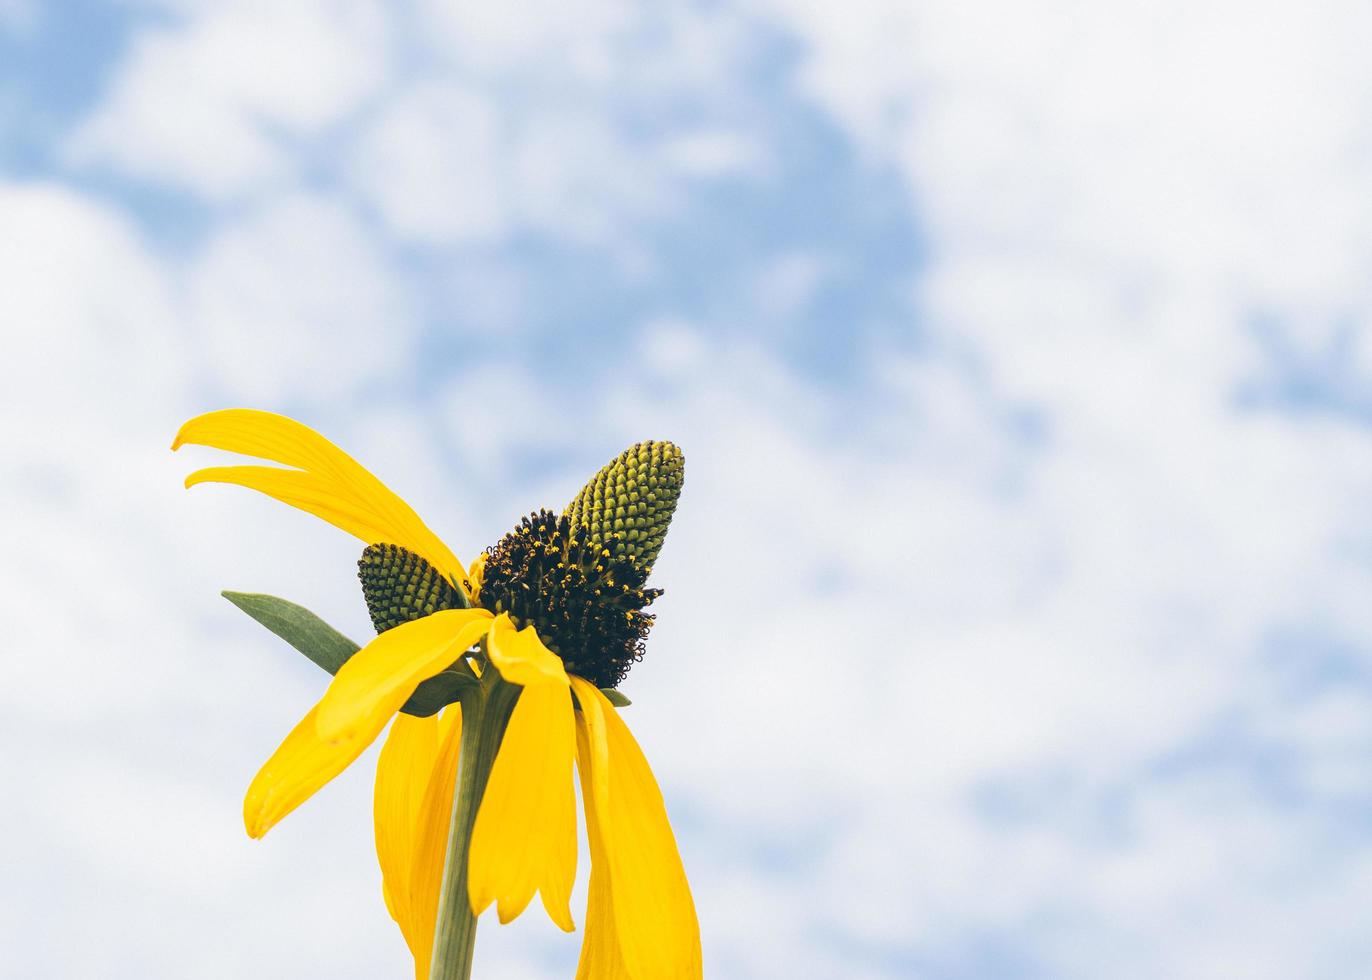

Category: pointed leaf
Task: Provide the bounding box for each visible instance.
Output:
[222,590,477,716]
[223,591,358,675]
[600,688,632,707]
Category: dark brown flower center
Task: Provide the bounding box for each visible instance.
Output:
[477,510,661,689]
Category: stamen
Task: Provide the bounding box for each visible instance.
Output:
[479,510,661,689]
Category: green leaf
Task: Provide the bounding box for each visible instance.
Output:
[223,591,359,675]
[221,590,478,717]
[600,687,632,707]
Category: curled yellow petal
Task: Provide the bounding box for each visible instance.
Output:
[468,680,578,931]
[571,677,700,980]
[244,702,388,839]
[374,713,442,964]
[172,408,469,590]
[486,613,569,688]
[467,553,486,603]
[316,608,491,742]
[408,704,464,980]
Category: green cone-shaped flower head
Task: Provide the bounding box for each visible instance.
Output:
[358,542,466,632]
[565,440,683,574]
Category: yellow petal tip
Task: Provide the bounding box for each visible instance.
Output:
[549,907,575,933]
[170,416,200,451]
[496,895,534,925]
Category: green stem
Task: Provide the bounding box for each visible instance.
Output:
[427,666,519,980]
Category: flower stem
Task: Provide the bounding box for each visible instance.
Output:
[428,666,518,980]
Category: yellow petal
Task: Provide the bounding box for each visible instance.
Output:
[468,680,578,931]
[316,608,491,742]
[467,553,486,603]
[486,613,569,688]
[570,677,701,980]
[173,409,469,590]
[574,721,631,980]
[408,704,464,980]
[374,713,442,963]
[187,466,413,559]
[244,702,388,839]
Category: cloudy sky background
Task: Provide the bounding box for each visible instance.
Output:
[4,1,1372,977]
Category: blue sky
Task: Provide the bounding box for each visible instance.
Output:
[4,1,1372,978]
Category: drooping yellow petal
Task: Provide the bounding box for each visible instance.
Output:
[468,678,578,931]
[407,704,464,980]
[485,612,570,687]
[187,466,413,559]
[570,677,701,980]
[574,719,631,980]
[172,409,468,589]
[244,702,389,839]
[374,713,441,963]
[316,608,491,742]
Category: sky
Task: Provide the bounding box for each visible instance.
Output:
[3,1,1372,977]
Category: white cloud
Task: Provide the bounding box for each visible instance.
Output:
[188,193,415,403]
[418,0,632,78]
[341,2,767,249]
[349,81,679,246]
[673,0,1372,973]
[754,251,829,320]
[638,316,710,376]
[435,360,553,477]
[350,92,712,250]
[348,82,508,244]
[67,0,390,197]
[0,183,185,428]
[510,107,678,241]
[659,129,766,178]
[768,0,1372,360]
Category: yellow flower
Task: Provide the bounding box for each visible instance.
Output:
[173,409,700,980]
